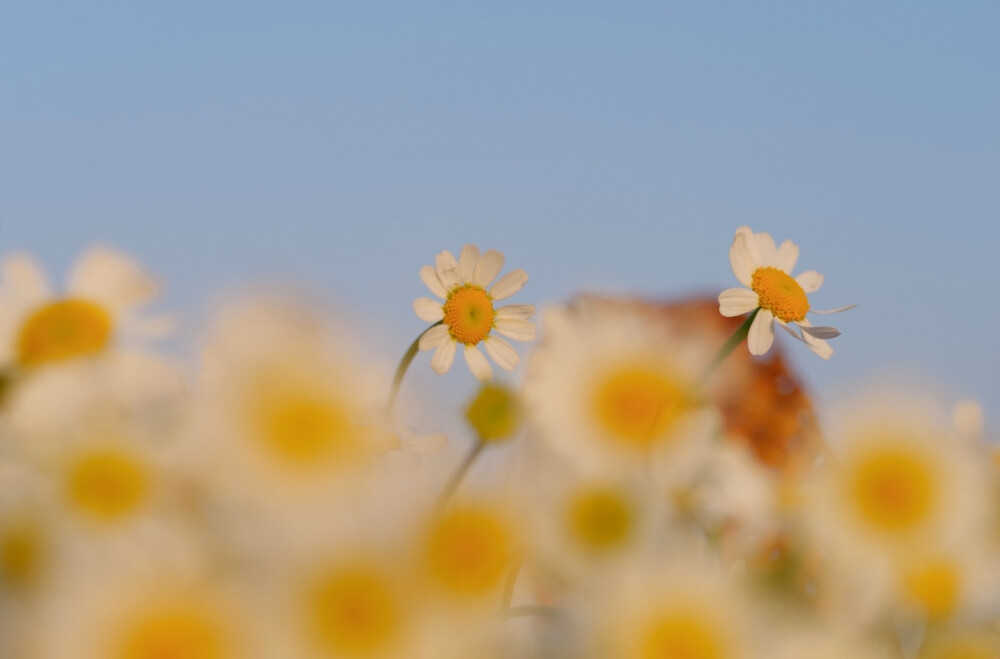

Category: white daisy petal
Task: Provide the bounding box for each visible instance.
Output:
[483,335,519,371]
[794,270,824,293]
[418,324,450,351]
[729,233,755,287]
[463,345,493,380]
[777,321,805,342]
[803,334,833,360]
[495,304,534,320]
[457,244,481,282]
[494,318,536,342]
[489,268,528,301]
[420,265,448,299]
[747,309,775,356]
[798,324,841,339]
[775,240,799,273]
[2,254,51,304]
[431,339,457,374]
[811,303,857,314]
[435,250,461,291]
[718,288,759,317]
[68,246,159,311]
[472,249,505,288]
[413,297,444,322]
[124,314,177,339]
[755,232,778,266]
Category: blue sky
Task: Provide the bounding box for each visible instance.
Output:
[1,2,998,426]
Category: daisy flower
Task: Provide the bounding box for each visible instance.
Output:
[718,226,854,359]
[413,245,534,380]
[0,246,172,371]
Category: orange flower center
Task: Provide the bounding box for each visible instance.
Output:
[750,267,809,323]
[442,286,495,345]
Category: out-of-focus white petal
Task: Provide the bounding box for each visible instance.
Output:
[124,314,177,339]
[775,240,799,273]
[457,244,481,283]
[729,233,755,287]
[747,309,775,355]
[811,303,857,314]
[2,254,51,304]
[418,324,450,351]
[68,246,159,311]
[494,318,536,342]
[489,269,528,301]
[794,270,824,293]
[463,345,493,380]
[435,250,460,291]
[495,304,534,320]
[718,288,759,317]
[953,400,983,442]
[420,265,448,299]
[431,339,457,374]
[483,335,519,371]
[413,297,444,322]
[401,432,448,454]
[472,250,505,288]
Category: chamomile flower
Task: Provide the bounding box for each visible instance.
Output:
[414,245,535,380]
[718,226,854,359]
[0,247,172,371]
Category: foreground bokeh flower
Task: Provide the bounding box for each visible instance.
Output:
[414,245,535,380]
[718,226,854,359]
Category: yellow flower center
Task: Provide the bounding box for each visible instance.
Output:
[442,286,495,345]
[568,487,634,554]
[0,520,45,589]
[426,508,512,596]
[465,383,521,442]
[66,449,150,521]
[639,610,729,659]
[849,446,937,535]
[304,566,403,656]
[254,391,363,468]
[902,559,960,620]
[593,365,692,448]
[750,267,809,323]
[114,603,232,659]
[17,298,113,367]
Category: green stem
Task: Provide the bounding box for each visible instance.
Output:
[696,308,759,388]
[384,321,442,417]
[436,440,486,509]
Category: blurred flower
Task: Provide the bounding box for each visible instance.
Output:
[524,296,714,475]
[0,247,172,371]
[465,383,522,443]
[718,226,854,359]
[414,245,534,380]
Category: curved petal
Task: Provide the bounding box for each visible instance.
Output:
[472,249,505,288]
[435,250,460,291]
[68,246,159,311]
[803,334,833,360]
[774,240,799,273]
[777,321,805,342]
[418,324,450,351]
[494,318,536,342]
[483,335,519,371]
[495,304,534,320]
[489,268,528,301]
[811,303,857,315]
[798,324,840,339]
[2,254,51,304]
[413,297,444,322]
[747,309,775,356]
[430,339,457,374]
[420,265,448,299]
[457,244,481,283]
[729,233,755,287]
[463,345,493,380]
[718,288,759,317]
[794,270,824,293]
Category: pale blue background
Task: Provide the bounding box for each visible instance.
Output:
[1,3,998,427]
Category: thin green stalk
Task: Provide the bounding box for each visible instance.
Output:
[696,308,759,388]
[436,440,485,509]
[384,321,442,417]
